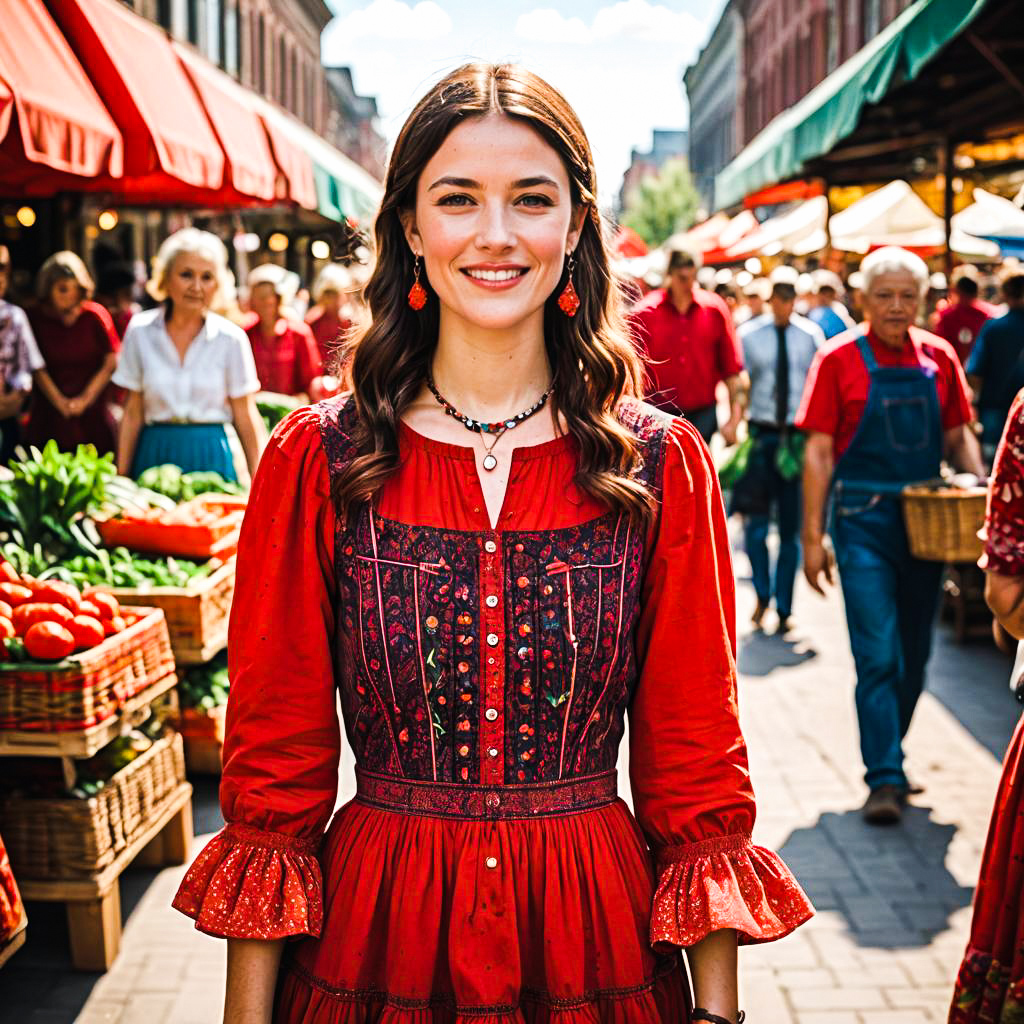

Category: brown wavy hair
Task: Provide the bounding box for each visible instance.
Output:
[334,62,653,523]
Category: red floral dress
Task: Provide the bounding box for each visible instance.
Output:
[950,389,1024,1023]
[173,395,813,1022]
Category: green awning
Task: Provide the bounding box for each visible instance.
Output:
[714,0,990,210]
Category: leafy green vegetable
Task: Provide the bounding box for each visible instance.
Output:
[135,465,244,502]
[180,651,230,710]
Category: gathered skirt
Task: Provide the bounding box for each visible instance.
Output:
[949,713,1024,1021]
[273,797,691,1023]
[131,422,237,481]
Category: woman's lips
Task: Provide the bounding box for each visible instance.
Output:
[460,267,529,291]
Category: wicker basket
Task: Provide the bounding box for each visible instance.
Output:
[0,731,186,880]
[110,559,235,665]
[180,705,226,774]
[0,609,175,733]
[902,485,987,563]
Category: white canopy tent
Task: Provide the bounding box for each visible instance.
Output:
[828,180,999,258]
[724,195,829,260]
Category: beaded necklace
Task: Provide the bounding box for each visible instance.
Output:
[425,374,555,471]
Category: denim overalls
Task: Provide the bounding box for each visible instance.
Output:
[830,334,944,790]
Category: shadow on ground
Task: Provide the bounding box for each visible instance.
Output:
[0,774,224,1023]
[738,626,818,676]
[778,804,974,948]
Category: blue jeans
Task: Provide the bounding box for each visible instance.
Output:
[832,495,943,789]
[744,470,801,619]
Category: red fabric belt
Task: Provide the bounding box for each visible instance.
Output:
[354,767,619,820]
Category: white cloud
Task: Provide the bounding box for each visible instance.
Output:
[515,0,703,45]
[514,9,592,44]
[330,0,452,42]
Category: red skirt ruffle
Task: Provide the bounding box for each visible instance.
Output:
[949,714,1024,1022]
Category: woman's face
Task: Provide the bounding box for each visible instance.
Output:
[404,113,584,334]
[49,276,83,315]
[165,251,219,314]
[250,282,282,323]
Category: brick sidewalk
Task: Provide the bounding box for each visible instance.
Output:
[67,550,1017,1024]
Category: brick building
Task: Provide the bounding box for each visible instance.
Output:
[684,0,917,211]
[125,0,382,173]
[683,1,743,215]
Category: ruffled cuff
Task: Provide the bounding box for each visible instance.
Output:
[172,823,324,939]
[649,833,814,950]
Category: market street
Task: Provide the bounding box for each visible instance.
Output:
[1,523,1011,1024]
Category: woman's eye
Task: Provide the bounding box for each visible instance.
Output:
[518,193,554,208]
[437,193,473,207]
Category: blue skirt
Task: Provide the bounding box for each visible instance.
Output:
[131,423,237,482]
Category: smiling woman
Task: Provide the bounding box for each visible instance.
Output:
[171,63,812,1024]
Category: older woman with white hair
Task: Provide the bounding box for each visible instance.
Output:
[113,228,266,482]
[795,246,984,825]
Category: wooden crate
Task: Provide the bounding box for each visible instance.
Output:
[180,705,225,775]
[110,559,235,665]
[0,608,175,734]
[0,732,187,881]
[18,785,192,971]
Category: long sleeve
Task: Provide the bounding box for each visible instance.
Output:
[629,418,813,950]
[173,406,339,939]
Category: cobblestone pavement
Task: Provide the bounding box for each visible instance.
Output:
[2,532,1018,1024]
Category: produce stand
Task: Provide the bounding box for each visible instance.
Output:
[0,908,27,971]
[110,559,236,665]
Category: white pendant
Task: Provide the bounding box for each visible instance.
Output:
[482,453,498,471]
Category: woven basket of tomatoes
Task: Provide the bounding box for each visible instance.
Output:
[0,562,175,733]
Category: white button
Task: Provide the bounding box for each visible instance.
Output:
[485,793,500,809]
[484,540,497,553]
[488,747,498,757]
[485,595,498,608]
[485,708,498,721]
[485,856,498,869]
[487,633,499,647]
[487,657,495,665]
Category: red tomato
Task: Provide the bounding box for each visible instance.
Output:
[32,582,81,614]
[24,622,76,661]
[84,590,120,620]
[0,562,19,585]
[68,615,105,651]
[0,618,14,640]
[103,615,126,636]
[78,600,102,618]
[0,601,12,621]
[0,583,32,607]
[12,602,74,635]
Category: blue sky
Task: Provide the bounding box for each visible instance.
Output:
[321,0,726,205]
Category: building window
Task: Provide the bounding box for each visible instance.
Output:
[222,1,239,75]
[863,0,881,42]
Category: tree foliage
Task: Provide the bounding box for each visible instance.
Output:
[620,159,700,249]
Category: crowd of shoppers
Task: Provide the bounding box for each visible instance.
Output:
[0,232,365,480]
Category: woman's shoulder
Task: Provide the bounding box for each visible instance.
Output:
[616,396,711,495]
[125,306,164,333]
[271,394,358,467]
[203,311,250,345]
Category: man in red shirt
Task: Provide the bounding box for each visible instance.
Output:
[933,264,998,365]
[630,247,747,445]
[797,247,983,826]
[245,264,322,399]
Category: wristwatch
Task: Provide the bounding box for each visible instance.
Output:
[692,1011,745,1024]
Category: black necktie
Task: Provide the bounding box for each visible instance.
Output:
[775,324,789,429]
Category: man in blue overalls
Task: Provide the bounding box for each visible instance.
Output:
[796,247,984,824]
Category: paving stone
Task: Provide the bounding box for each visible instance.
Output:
[789,987,887,1010]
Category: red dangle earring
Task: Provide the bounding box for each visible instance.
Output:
[408,253,428,311]
[557,252,580,317]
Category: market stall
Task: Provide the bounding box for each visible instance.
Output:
[0,441,250,966]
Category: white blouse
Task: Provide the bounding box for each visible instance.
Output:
[113,307,260,424]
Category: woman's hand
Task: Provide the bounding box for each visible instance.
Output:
[985,570,1024,640]
[66,396,85,417]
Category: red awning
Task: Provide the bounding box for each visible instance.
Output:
[742,180,824,210]
[0,0,121,180]
[174,44,278,202]
[51,0,224,191]
[259,107,318,211]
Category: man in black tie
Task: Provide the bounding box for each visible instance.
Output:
[735,268,825,631]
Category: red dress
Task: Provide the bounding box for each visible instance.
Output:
[25,301,119,454]
[950,388,1024,1022]
[173,395,813,1022]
